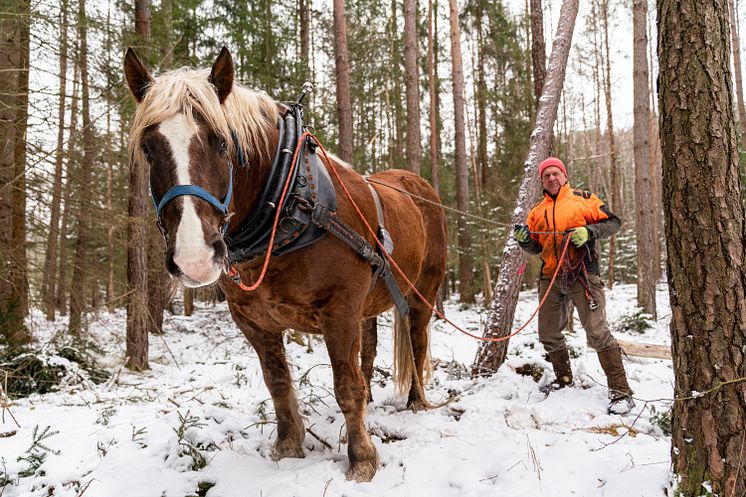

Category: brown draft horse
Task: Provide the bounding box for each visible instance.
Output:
[124,47,447,482]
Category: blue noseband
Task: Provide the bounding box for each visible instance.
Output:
[151,162,234,236]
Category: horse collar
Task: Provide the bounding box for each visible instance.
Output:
[224,103,337,264]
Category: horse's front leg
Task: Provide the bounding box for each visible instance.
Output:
[323,317,380,482]
[233,319,305,460]
[360,317,378,403]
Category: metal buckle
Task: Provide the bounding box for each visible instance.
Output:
[156,217,168,242]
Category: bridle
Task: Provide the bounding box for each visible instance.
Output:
[150,160,235,241]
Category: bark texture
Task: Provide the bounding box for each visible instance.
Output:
[427,0,440,193]
[127,0,151,370]
[658,1,746,494]
[601,0,619,288]
[333,0,353,163]
[448,0,474,303]
[42,0,69,321]
[0,0,31,344]
[68,0,95,335]
[403,0,421,175]
[632,0,656,318]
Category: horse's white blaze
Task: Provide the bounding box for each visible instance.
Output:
[160,114,221,286]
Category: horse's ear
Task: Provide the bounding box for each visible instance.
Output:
[124,47,153,103]
[209,46,234,104]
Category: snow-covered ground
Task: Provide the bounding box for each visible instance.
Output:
[1,282,675,497]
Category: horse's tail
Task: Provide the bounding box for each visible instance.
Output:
[393,310,433,399]
[393,309,414,394]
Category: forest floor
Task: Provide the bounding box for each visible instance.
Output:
[1,282,675,497]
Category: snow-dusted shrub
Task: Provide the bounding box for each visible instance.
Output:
[612,310,654,335]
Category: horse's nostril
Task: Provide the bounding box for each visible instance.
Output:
[211,238,226,261]
[165,246,182,277]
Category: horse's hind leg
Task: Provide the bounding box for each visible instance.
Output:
[405,301,434,411]
[238,325,305,460]
[360,317,377,403]
[323,317,379,482]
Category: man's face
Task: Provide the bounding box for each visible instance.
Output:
[541,166,567,196]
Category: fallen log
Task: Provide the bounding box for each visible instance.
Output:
[613,340,671,360]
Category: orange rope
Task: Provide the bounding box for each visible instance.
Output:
[226,131,312,291]
[228,130,571,343]
[309,134,571,343]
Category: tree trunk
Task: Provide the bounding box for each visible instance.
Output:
[12,0,30,321]
[68,0,95,335]
[147,230,168,334]
[530,0,546,110]
[472,0,579,376]
[160,0,172,67]
[428,0,445,315]
[56,61,80,316]
[0,0,31,344]
[403,0,421,175]
[300,0,310,65]
[134,0,150,48]
[105,4,115,313]
[42,0,69,321]
[475,4,488,188]
[729,0,746,144]
[427,0,440,193]
[390,0,405,168]
[659,1,746,494]
[448,0,475,303]
[632,0,656,318]
[183,287,194,316]
[333,0,353,163]
[590,0,603,195]
[127,0,151,371]
[647,12,663,282]
[601,0,619,288]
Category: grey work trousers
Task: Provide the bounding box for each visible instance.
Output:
[538,273,618,353]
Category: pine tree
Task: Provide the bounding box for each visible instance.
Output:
[127,0,151,371]
[448,0,475,303]
[659,0,746,493]
[0,0,32,344]
[632,0,656,317]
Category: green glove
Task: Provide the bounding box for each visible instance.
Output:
[570,227,590,247]
[513,224,531,244]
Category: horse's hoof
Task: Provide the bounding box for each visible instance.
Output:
[345,460,377,482]
[270,439,305,461]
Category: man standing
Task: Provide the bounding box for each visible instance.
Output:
[513,157,635,415]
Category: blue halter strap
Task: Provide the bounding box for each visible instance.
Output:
[151,161,234,235]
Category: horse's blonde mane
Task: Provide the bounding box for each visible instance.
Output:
[128,67,277,166]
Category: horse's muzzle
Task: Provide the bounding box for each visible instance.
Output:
[165,236,226,287]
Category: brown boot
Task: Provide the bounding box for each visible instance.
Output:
[597,347,635,414]
[540,349,573,394]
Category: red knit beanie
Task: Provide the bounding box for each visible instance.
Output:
[539,157,567,177]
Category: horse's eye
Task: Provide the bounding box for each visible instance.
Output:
[219,140,228,154]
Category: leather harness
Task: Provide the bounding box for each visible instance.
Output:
[223,101,410,316]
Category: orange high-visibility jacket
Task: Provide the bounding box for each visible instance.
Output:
[519,183,621,277]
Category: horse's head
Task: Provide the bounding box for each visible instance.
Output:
[124,47,266,288]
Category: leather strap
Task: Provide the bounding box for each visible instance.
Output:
[311,202,410,316]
